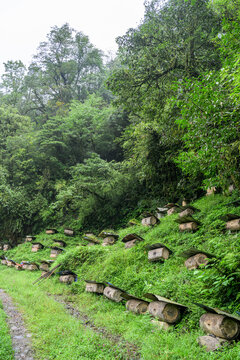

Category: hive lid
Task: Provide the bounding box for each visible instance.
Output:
[175,215,201,225]
[98,231,119,239]
[146,243,172,253]
[143,293,188,309]
[122,234,144,243]
[85,280,105,286]
[180,248,216,259]
[103,282,126,293]
[194,303,240,322]
[219,213,240,222]
[121,293,149,303]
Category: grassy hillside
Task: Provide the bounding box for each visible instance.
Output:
[1,194,240,359]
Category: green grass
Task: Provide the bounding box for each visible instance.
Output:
[1,194,240,359]
[0,300,14,360]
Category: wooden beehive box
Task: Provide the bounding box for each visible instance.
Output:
[175,215,200,232]
[155,207,168,219]
[220,214,240,231]
[50,247,64,258]
[46,228,58,235]
[165,203,181,216]
[6,260,16,267]
[39,260,54,272]
[195,303,240,340]
[15,263,23,271]
[178,205,200,219]
[85,280,105,294]
[31,242,44,252]
[141,212,159,226]
[99,232,119,246]
[21,261,30,270]
[180,248,215,270]
[64,228,74,236]
[59,270,77,284]
[3,244,11,251]
[103,282,126,303]
[146,243,172,262]
[122,234,144,249]
[121,293,149,315]
[83,234,100,246]
[53,240,67,248]
[144,293,188,324]
[25,235,36,242]
[26,262,39,271]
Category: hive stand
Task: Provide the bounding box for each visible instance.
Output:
[121,234,145,249]
[146,243,172,262]
[144,293,188,324]
[121,293,149,314]
[220,214,240,231]
[180,248,215,270]
[85,280,105,294]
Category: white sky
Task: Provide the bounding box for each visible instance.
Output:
[0,0,145,75]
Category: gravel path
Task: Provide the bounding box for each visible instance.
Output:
[0,289,34,360]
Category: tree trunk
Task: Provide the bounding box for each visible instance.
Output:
[200,313,240,340]
[103,286,123,302]
[148,301,181,324]
[126,299,148,314]
[148,247,170,262]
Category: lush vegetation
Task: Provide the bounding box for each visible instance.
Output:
[1,193,240,359]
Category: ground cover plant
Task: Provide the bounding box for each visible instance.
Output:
[0,300,14,360]
[1,193,240,359]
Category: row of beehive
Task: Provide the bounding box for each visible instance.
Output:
[85,281,240,352]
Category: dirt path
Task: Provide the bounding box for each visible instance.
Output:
[0,289,34,360]
[51,294,141,360]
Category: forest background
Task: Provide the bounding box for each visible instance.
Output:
[0,0,239,243]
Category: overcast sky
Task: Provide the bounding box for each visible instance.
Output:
[0,0,145,76]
